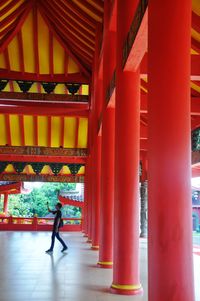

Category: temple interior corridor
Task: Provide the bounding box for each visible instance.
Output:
[0,231,199,301]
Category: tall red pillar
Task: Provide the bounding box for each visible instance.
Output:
[98,0,116,269]
[3,193,8,215]
[91,135,101,249]
[87,155,93,242]
[98,107,115,268]
[111,0,142,295]
[148,1,195,301]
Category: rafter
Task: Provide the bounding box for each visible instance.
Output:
[75,117,80,148]
[0,1,34,53]
[60,0,97,28]
[49,31,53,76]
[64,52,68,77]
[73,0,103,20]
[51,0,95,35]
[38,3,91,77]
[0,0,21,17]
[33,5,39,75]
[17,30,24,73]
[48,116,51,147]
[60,117,65,147]
[44,0,95,47]
[0,1,27,29]
[4,48,10,71]
[19,115,25,146]
[5,114,11,146]
[40,3,94,57]
[33,115,38,146]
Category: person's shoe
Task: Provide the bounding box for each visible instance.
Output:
[61,246,68,252]
[45,249,53,253]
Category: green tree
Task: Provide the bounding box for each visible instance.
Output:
[7,183,81,218]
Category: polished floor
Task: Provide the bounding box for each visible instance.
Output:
[0,231,199,301]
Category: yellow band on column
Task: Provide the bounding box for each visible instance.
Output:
[98,261,113,265]
[111,283,142,290]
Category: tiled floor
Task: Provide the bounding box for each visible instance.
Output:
[0,231,199,301]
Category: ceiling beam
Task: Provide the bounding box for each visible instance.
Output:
[0,92,89,103]
[0,105,89,117]
[0,154,86,164]
[141,54,200,80]
[0,70,89,83]
[0,173,84,183]
[140,95,200,116]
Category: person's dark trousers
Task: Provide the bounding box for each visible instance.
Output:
[49,230,67,251]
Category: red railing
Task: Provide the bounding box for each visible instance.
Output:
[0,216,82,232]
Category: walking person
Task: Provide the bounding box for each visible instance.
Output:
[45,202,68,253]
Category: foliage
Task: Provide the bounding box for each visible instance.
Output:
[1,183,81,218]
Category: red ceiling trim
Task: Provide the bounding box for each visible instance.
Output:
[0,1,34,53]
[47,116,51,147]
[60,116,65,147]
[5,114,12,146]
[59,0,97,28]
[74,0,103,19]
[51,0,95,35]
[40,3,94,57]
[17,30,25,73]
[38,4,91,78]
[19,115,25,146]
[75,117,80,148]
[49,31,54,76]
[33,115,38,146]
[45,0,95,47]
[33,5,39,76]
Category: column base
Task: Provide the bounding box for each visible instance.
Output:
[97,261,113,269]
[83,234,88,237]
[86,239,92,243]
[110,283,143,295]
[91,245,99,250]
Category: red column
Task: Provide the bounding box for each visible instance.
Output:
[148,1,194,301]
[111,0,142,295]
[98,0,116,269]
[3,193,8,215]
[87,155,93,243]
[91,135,101,249]
[98,107,115,268]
